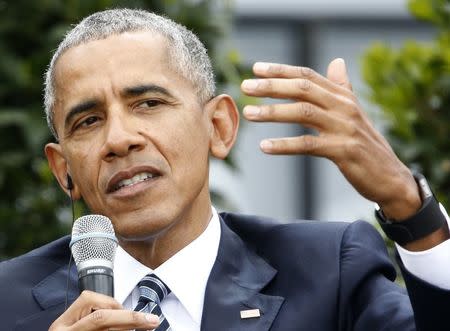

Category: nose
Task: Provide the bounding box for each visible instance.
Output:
[100,109,146,161]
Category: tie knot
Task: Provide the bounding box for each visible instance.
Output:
[137,274,170,305]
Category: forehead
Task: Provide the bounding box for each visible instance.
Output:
[56,31,171,74]
[53,31,186,101]
[51,31,194,131]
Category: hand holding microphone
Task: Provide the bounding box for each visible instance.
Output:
[48,215,159,331]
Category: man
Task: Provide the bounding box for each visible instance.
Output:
[1,8,449,331]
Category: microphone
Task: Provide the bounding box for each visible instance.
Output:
[69,215,118,296]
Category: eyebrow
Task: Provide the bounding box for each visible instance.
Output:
[63,85,174,130]
[123,84,174,98]
[64,100,98,129]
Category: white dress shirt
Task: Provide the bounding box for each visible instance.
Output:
[114,207,221,331]
[396,203,450,290]
[114,205,450,330]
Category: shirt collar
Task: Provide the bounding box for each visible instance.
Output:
[114,206,221,324]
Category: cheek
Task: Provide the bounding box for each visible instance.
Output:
[65,144,102,196]
[178,123,210,183]
[151,112,210,181]
[70,144,95,171]
[173,115,209,158]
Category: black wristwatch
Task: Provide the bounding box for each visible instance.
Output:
[375,173,447,246]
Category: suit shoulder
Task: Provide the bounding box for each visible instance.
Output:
[220,211,353,244]
[220,213,393,290]
[0,235,71,279]
[220,212,385,266]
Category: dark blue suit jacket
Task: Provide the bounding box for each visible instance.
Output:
[0,213,448,330]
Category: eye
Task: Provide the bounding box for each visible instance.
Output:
[74,115,100,130]
[135,99,164,110]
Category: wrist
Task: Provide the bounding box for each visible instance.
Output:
[375,173,448,248]
[379,174,421,221]
[403,224,450,251]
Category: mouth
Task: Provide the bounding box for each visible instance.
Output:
[107,167,162,194]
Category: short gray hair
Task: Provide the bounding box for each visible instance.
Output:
[44,8,216,139]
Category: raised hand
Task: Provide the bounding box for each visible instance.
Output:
[241,59,421,221]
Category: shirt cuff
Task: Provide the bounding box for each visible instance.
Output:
[396,203,450,290]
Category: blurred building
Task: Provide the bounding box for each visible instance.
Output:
[210,0,434,222]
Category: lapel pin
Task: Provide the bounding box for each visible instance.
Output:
[240,308,261,319]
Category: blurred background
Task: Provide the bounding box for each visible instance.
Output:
[0,0,448,259]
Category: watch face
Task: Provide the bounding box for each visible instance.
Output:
[416,176,432,200]
[374,203,381,212]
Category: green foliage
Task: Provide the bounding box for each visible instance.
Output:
[408,0,450,28]
[362,0,450,208]
[0,0,247,259]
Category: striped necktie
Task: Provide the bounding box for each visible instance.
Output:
[134,273,172,331]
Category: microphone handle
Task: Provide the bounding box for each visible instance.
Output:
[78,266,114,297]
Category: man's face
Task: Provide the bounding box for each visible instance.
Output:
[48,32,215,242]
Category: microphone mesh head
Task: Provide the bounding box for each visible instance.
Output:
[70,214,118,267]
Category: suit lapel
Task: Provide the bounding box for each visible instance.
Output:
[15,262,79,330]
[32,262,78,309]
[201,218,284,331]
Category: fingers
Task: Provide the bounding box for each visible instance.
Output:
[49,291,159,331]
[243,102,349,132]
[259,135,339,158]
[72,309,159,331]
[327,58,353,91]
[241,78,337,109]
[251,61,354,97]
[240,59,359,161]
[57,291,122,325]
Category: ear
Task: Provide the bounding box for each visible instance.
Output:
[45,143,81,200]
[205,94,240,159]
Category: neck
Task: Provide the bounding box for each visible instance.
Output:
[118,187,213,269]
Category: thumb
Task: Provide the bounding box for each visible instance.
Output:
[327,58,352,91]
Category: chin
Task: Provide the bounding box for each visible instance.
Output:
[112,213,172,241]
[115,226,165,242]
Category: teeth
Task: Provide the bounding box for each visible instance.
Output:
[115,172,154,190]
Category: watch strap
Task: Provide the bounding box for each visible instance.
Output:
[375,173,447,246]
